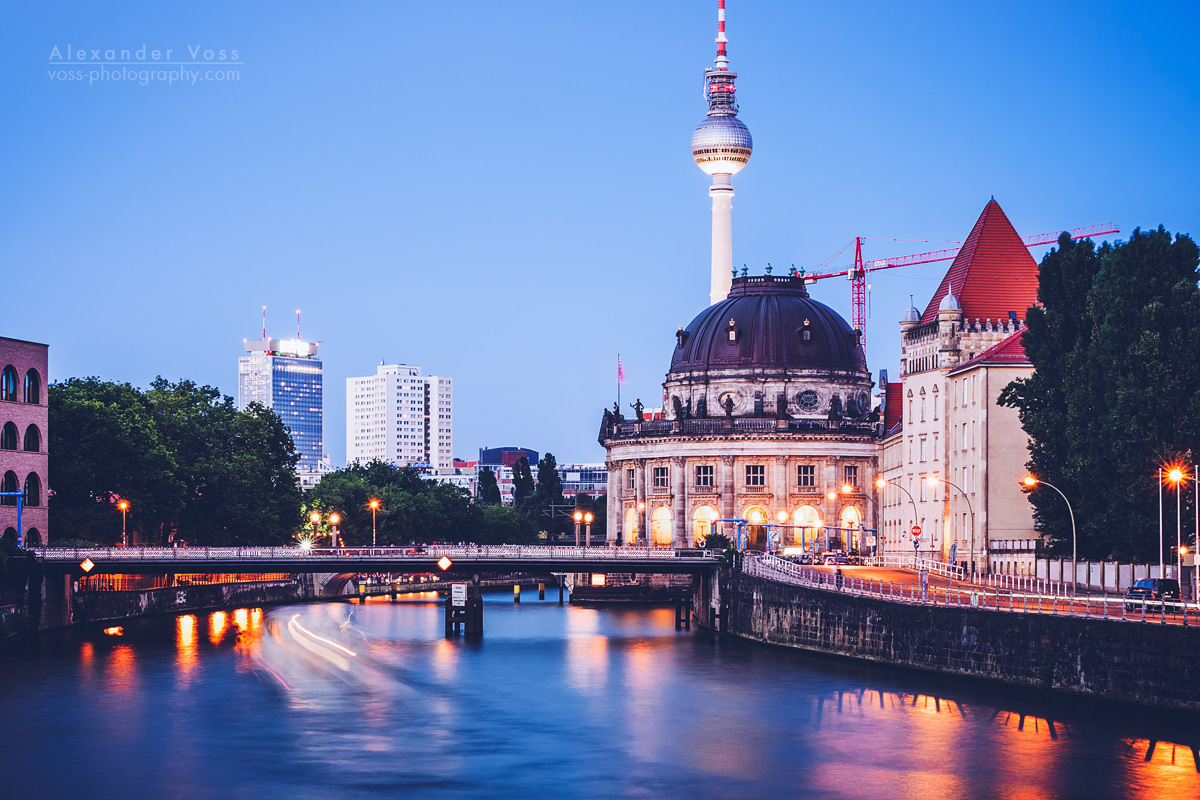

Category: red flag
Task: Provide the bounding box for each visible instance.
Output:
[617,358,626,384]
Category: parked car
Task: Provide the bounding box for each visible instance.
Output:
[1124,578,1181,610]
[798,552,816,565]
[822,553,850,566]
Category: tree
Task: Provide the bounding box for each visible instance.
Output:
[535,453,564,509]
[511,456,535,510]
[1000,228,1200,560]
[477,466,501,505]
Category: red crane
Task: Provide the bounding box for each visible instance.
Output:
[805,224,1120,346]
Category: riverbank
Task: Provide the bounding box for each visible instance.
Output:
[705,569,1200,712]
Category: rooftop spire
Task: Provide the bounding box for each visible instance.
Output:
[705,0,737,115]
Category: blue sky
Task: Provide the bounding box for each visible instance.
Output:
[3,1,1197,466]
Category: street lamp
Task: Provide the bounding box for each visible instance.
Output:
[584,511,594,548]
[1023,475,1075,595]
[329,512,341,548]
[637,501,646,547]
[1168,466,1185,582]
[117,499,130,548]
[309,511,321,546]
[574,510,584,547]
[874,477,919,558]
[929,474,974,573]
[368,498,381,547]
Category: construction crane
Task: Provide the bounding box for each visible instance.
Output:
[804,224,1120,346]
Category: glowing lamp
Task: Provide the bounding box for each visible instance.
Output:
[826,491,837,501]
[309,512,321,524]
[117,500,129,511]
[1169,468,1184,483]
[841,483,854,494]
[574,511,584,522]
[584,512,593,523]
[1181,545,1190,556]
[590,573,606,587]
[80,558,95,573]
[874,477,887,489]
[437,556,452,571]
[369,499,380,510]
[329,513,341,525]
[777,510,788,523]
[926,475,939,486]
[1022,476,1038,487]
[637,501,645,511]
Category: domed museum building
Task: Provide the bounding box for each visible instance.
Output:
[599,274,881,552]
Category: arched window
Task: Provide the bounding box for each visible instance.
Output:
[650,506,673,547]
[840,506,863,552]
[691,505,719,546]
[0,472,17,506]
[793,505,822,547]
[23,472,41,507]
[624,507,639,544]
[744,505,769,550]
[24,369,40,404]
[0,366,16,401]
[25,528,40,546]
[0,422,16,450]
[23,424,39,452]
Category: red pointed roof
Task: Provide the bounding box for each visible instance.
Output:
[883,382,903,436]
[920,200,1039,325]
[947,329,1030,375]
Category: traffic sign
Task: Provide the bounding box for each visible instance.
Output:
[866,536,876,547]
[451,583,467,607]
[911,525,921,537]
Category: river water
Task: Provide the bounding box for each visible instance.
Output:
[1,592,1198,799]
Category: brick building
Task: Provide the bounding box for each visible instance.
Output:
[1,337,49,545]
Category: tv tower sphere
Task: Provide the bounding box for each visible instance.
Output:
[691,115,753,176]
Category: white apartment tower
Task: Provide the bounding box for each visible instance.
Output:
[346,364,454,468]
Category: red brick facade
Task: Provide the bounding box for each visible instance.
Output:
[0,337,49,545]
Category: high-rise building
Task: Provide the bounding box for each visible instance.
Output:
[346,363,454,469]
[238,335,324,471]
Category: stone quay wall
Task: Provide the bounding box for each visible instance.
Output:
[716,570,1200,712]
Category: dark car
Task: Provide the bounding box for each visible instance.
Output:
[822,553,850,566]
[1124,578,1181,611]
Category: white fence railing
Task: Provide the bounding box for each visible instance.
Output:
[746,554,1197,626]
[30,545,720,564]
[861,554,964,581]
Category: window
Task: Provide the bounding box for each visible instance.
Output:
[843,465,859,488]
[920,437,927,462]
[0,422,15,450]
[23,425,39,452]
[920,397,926,422]
[0,471,16,505]
[695,465,714,487]
[24,369,40,404]
[932,433,939,461]
[919,476,927,502]
[0,366,15,401]
[653,466,669,489]
[23,473,40,507]
[797,465,815,487]
[627,468,635,490]
[745,464,765,487]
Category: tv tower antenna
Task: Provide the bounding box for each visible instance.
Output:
[296,309,301,340]
[692,0,753,306]
[261,306,267,339]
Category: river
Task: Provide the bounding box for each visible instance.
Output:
[1,591,1197,799]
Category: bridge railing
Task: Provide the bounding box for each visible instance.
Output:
[861,554,965,581]
[28,545,721,563]
[746,554,1198,627]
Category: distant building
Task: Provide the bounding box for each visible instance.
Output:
[558,463,608,500]
[238,335,324,471]
[880,200,1039,574]
[346,363,454,469]
[478,447,538,469]
[297,458,333,492]
[421,460,479,495]
[0,337,49,546]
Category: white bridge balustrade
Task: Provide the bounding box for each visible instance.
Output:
[746,554,1199,627]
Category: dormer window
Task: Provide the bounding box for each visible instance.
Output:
[727,318,739,344]
[676,326,689,348]
[799,318,812,343]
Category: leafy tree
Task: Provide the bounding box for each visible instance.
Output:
[1000,228,1200,560]
[511,456,535,510]
[535,453,564,509]
[477,466,501,505]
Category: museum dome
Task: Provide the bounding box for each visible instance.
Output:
[669,275,867,376]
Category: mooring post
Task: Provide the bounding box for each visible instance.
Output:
[444,594,453,636]
[514,584,521,604]
[539,582,545,600]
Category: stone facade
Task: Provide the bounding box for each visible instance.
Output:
[0,337,49,546]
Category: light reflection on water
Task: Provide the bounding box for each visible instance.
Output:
[0,595,1197,799]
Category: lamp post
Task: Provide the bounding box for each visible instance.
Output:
[584,511,594,548]
[117,499,130,548]
[637,501,646,547]
[329,512,341,548]
[841,482,872,555]
[928,475,974,573]
[573,510,583,547]
[369,498,380,547]
[1022,475,1075,595]
[1169,467,1185,581]
[1159,466,1164,580]
[309,511,321,546]
[874,477,918,557]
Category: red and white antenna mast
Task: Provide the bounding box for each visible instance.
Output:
[261,306,267,339]
[296,309,301,340]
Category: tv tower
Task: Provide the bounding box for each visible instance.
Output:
[692,0,752,306]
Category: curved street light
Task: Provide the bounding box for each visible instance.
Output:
[928,475,975,574]
[874,477,918,557]
[1023,475,1075,595]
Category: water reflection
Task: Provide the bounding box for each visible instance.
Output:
[1,599,1197,799]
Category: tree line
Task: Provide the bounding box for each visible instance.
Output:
[1001,227,1200,561]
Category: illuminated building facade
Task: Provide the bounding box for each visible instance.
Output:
[346,363,454,469]
[237,336,324,470]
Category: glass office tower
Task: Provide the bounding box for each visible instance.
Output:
[238,337,323,469]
